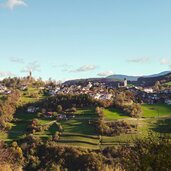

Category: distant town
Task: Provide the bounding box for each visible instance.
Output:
[0,71,171,170]
[1,71,171,106]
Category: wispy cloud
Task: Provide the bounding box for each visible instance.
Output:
[0,0,27,10]
[160,58,170,65]
[69,65,98,73]
[127,57,150,64]
[160,58,171,70]
[10,57,24,64]
[21,61,41,73]
[97,71,114,77]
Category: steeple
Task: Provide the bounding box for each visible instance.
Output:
[124,78,127,87]
[28,71,32,80]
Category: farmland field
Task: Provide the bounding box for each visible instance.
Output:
[1,101,171,149]
[142,104,171,117]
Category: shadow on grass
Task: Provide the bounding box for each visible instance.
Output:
[8,121,28,140]
[15,111,35,121]
[107,108,129,117]
[151,118,171,133]
[7,110,36,140]
[75,107,96,115]
[62,119,97,135]
[62,133,98,139]
[57,139,98,145]
[48,123,59,134]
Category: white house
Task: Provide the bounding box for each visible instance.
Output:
[143,88,154,93]
[87,82,93,88]
[27,106,39,113]
[94,93,101,99]
[165,99,171,105]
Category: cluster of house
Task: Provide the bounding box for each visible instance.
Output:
[56,114,75,121]
[0,84,11,95]
[128,86,171,105]
[27,105,76,121]
[27,106,39,113]
[44,80,171,105]
[46,82,115,101]
[27,106,54,118]
[20,85,28,91]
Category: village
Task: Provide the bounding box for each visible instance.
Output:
[0,76,171,107]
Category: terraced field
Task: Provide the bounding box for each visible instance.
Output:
[2,101,171,149]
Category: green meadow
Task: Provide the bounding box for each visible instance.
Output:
[2,90,171,149]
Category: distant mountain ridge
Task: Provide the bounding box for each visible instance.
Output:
[107,75,139,81]
[64,71,171,86]
[137,71,171,87]
[107,71,171,81]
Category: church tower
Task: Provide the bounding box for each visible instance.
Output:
[124,78,127,87]
[28,71,32,81]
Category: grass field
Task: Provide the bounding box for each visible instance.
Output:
[6,111,55,141]
[74,108,98,120]
[2,101,171,148]
[142,104,171,117]
[61,119,96,135]
[19,87,47,105]
[75,107,96,115]
[164,81,171,86]
[104,108,129,120]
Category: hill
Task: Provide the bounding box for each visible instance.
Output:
[64,77,123,86]
[136,72,171,87]
[107,74,139,81]
[107,71,171,81]
[64,71,171,87]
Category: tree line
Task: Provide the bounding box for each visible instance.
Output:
[0,90,21,130]
[0,134,171,171]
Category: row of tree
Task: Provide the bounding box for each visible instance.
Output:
[95,107,134,136]
[1,134,170,171]
[0,90,21,130]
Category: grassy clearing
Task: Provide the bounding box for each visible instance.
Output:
[3,101,171,148]
[101,134,137,144]
[61,119,96,135]
[150,117,171,133]
[58,118,99,149]
[104,108,129,120]
[56,142,100,149]
[142,104,171,117]
[59,135,99,145]
[58,133,99,149]
[164,81,171,86]
[6,111,56,141]
[19,87,47,105]
[74,108,98,120]
[75,107,96,115]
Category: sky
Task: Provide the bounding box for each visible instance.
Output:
[0,0,171,81]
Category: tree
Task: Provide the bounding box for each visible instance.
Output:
[80,152,103,171]
[154,81,161,91]
[95,107,104,119]
[120,135,171,171]
[56,105,63,113]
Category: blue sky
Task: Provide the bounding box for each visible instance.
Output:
[0,0,171,81]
